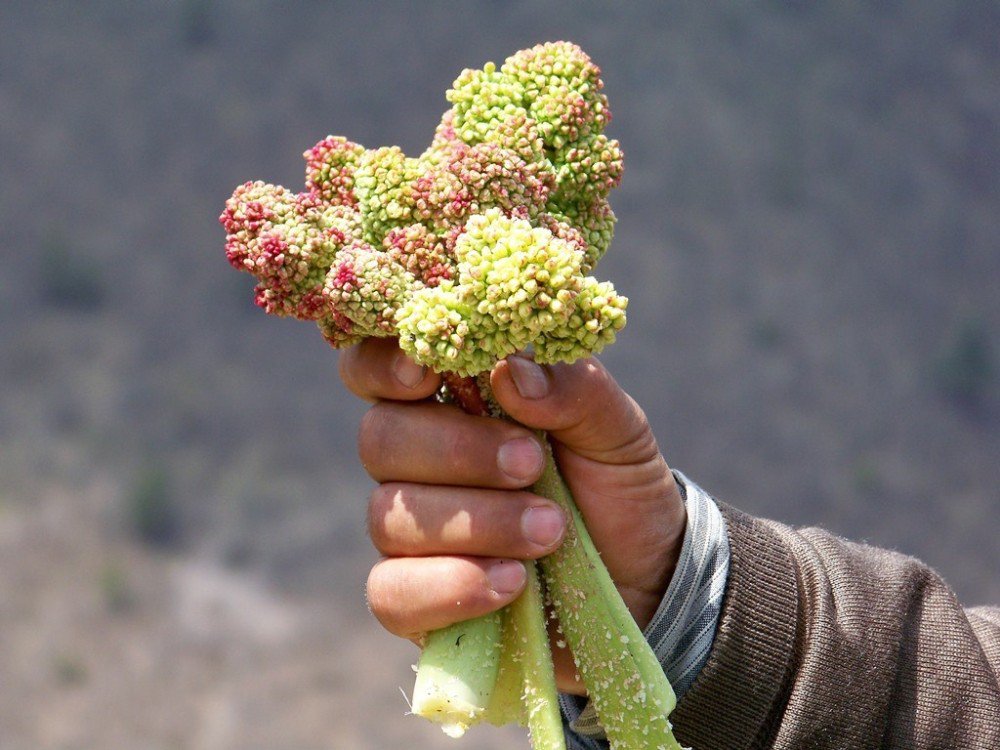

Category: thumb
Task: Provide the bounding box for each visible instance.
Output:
[491,354,660,469]
[490,355,685,620]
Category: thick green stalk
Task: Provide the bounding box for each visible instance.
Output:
[533,438,684,750]
[484,615,526,727]
[411,611,504,737]
[513,562,565,748]
[484,561,566,749]
[410,563,564,747]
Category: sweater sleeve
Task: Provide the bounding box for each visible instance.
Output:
[670,504,1000,750]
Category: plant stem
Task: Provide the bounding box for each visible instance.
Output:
[485,560,566,749]
[533,438,684,750]
[411,611,504,737]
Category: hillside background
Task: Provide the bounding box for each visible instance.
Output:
[0,2,997,748]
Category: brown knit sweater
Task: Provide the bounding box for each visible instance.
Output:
[670,504,1000,749]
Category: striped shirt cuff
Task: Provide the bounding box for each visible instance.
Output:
[560,471,731,747]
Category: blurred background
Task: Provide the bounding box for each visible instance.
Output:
[1,2,997,748]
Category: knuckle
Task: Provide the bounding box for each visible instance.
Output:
[549,358,611,420]
[364,565,385,614]
[365,561,401,632]
[609,397,659,462]
[357,403,390,468]
[578,357,614,399]
[338,342,375,397]
[366,483,399,550]
[336,349,353,386]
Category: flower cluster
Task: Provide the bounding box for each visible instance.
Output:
[221,41,627,375]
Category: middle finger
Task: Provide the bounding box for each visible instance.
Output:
[359,401,544,488]
[368,483,566,559]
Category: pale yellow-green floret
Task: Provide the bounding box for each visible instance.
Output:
[396,209,626,375]
[447,62,529,146]
[395,279,498,376]
[501,41,611,150]
[353,146,421,244]
[551,133,624,205]
[533,279,627,364]
[482,112,548,166]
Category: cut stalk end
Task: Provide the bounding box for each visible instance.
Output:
[411,612,504,737]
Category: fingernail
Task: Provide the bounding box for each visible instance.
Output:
[497,437,543,482]
[393,353,426,388]
[507,356,549,399]
[522,506,565,548]
[486,560,526,595]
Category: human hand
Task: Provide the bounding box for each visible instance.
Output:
[339,338,686,694]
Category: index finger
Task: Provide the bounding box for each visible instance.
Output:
[339,337,442,402]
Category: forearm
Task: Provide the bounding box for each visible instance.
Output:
[670,502,1000,749]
